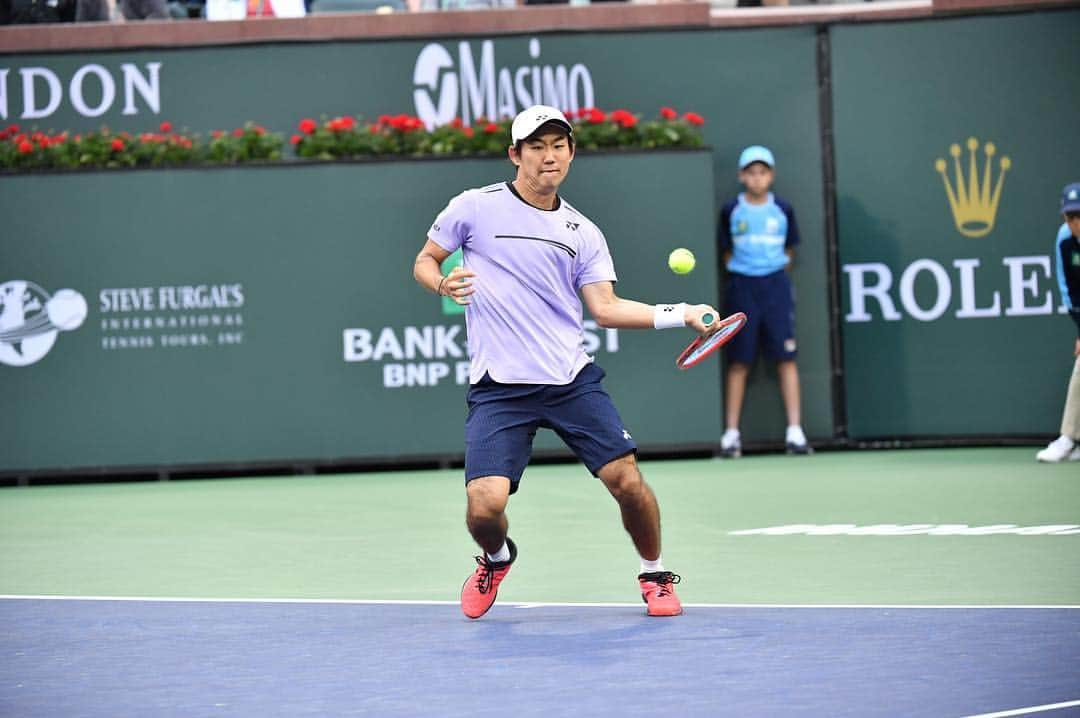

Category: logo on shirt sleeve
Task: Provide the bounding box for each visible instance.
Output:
[566,221,580,231]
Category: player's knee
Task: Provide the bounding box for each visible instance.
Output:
[466,476,510,522]
[599,456,646,501]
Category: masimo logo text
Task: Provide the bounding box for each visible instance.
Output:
[0,62,162,121]
[413,38,595,129]
[841,137,1064,323]
[0,280,87,367]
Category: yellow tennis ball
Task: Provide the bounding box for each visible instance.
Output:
[668,248,696,275]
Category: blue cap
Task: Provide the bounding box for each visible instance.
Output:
[1062,183,1080,213]
[739,145,775,170]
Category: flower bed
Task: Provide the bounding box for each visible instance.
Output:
[0,108,704,172]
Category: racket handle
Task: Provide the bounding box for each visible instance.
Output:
[701,312,715,326]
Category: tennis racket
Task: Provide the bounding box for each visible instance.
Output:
[675,312,747,369]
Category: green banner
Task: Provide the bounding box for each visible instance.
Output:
[832,10,1080,438]
[0,151,721,473]
[0,26,832,446]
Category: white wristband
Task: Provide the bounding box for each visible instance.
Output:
[653,303,687,330]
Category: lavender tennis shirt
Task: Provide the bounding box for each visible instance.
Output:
[428,181,617,385]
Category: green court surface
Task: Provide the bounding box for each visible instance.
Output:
[1,447,1077,606]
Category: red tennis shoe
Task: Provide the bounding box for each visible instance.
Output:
[460,538,517,619]
[638,571,682,617]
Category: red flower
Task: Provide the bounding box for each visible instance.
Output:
[328,116,356,132]
[232,128,245,137]
[483,122,499,134]
[17,140,33,154]
[368,124,379,134]
[159,121,172,133]
[450,117,463,129]
[683,112,705,126]
[253,125,266,136]
[290,134,303,145]
[179,138,193,149]
[586,108,606,124]
[610,109,637,128]
[463,127,474,138]
[659,107,678,120]
[110,138,125,152]
[299,118,317,135]
[211,130,224,139]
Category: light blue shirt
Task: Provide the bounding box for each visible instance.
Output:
[718,192,800,277]
[429,182,616,385]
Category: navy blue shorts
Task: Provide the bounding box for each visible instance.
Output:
[464,363,636,494]
[724,269,798,364]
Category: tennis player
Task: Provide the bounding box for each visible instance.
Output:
[413,105,719,619]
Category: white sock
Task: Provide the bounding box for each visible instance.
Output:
[486,542,510,563]
[722,428,740,442]
[786,425,806,444]
[640,557,664,574]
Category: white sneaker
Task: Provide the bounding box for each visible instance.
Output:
[1036,435,1077,463]
[785,425,812,455]
[720,429,741,458]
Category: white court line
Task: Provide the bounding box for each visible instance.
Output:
[1,595,1079,609]
[958,699,1080,718]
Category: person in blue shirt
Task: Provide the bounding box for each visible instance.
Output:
[1036,182,1080,463]
[716,145,809,457]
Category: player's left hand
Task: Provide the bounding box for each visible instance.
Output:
[686,304,720,334]
[441,265,476,306]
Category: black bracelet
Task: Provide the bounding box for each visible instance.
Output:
[436,276,448,296]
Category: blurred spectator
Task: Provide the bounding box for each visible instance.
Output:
[120,0,170,16]
[415,0,512,8]
[74,0,111,19]
[1,0,76,22]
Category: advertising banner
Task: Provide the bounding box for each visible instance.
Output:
[0,27,832,447]
[831,10,1080,437]
[0,151,720,473]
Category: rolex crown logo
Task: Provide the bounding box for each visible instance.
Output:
[934,137,1010,238]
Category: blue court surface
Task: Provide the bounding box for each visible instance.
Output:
[2,597,1078,718]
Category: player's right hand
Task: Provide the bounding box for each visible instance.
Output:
[441,266,477,305]
[686,304,720,334]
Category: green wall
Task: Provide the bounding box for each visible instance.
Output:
[0,25,833,448]
[3,8,1078,473]
[832,10,1080,437]
[0,152,721,473]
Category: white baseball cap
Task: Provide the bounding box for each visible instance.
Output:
[511,105,573,144]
